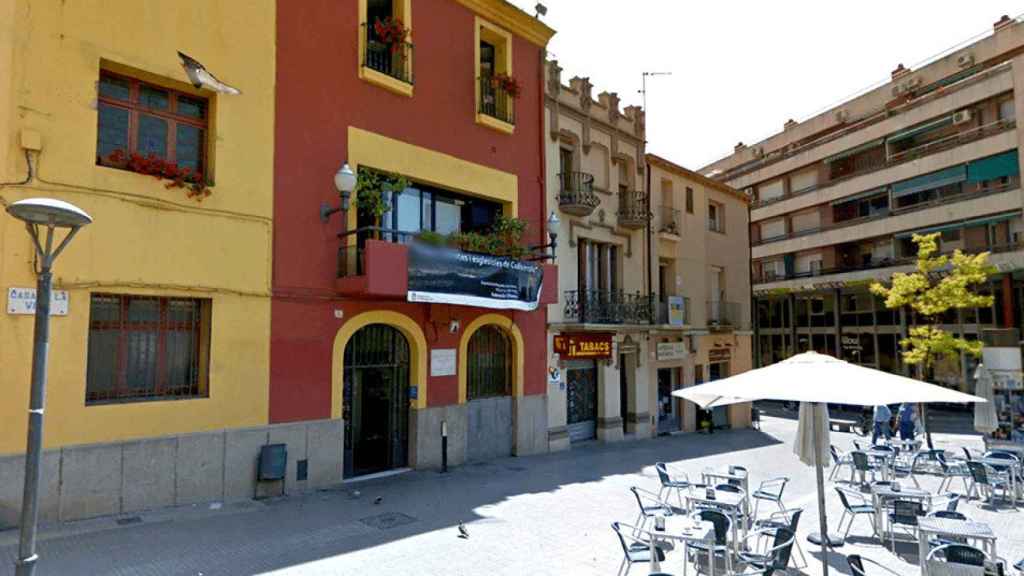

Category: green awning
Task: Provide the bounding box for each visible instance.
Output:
[886,115,953,143]
[966,150,1020,183]
[823,138,885,164]
[891,165,966,198]
[830,186,889,206]
[895,210,1022,239]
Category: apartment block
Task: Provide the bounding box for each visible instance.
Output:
[702,15,1024,391]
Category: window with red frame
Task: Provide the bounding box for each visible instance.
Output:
[96,72,208,177]
[86,294,211,404]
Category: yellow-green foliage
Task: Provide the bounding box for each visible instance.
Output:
[870,233,995,368]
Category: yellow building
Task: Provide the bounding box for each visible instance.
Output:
[0,1,302,527]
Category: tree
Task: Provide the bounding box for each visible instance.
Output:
[870,232,996,446]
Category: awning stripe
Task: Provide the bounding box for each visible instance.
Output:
[830,186,889,206]
[823,138,885,164]
[966,150,1020,183]
[895,210,1022,238]
[887,115,954,143]
[892,165,966,198]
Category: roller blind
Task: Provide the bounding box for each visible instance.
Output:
[759,179,784,201]
[891,165,966,198]
[760,218,786,240]
[791,210,821,233]
[966,150,1019,183]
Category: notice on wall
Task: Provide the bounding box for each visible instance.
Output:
[430,348,457,377]
[656,341,687,361]
[7,287,69,316]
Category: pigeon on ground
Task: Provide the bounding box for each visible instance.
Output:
[373,496,383,505]
[177,51,242,95]
[457,522,469,539]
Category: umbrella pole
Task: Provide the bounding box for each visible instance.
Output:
[812,402,830,576]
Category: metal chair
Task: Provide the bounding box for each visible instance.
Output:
[851,451,880,486]
[936,452,972,494]
[888,499,925,551]
[752,477,789,519]
[727,465,748,487]
[927,543,988,567]
[734,527,796,576]
[829,445,854,481]
[752,507,806,569]
[835,486,878,538]
[611,522,667,576]
[688,508,734,575]
[926,510,969,549]
[846,554,903,575]
[655,462,690,509]
[966,461,1013,505]
[630,486,676,534]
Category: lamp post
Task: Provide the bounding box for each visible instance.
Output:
[6,198,91,576]
[546,211,560,260]
[320,162,357,222]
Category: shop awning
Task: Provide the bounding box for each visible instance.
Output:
[966,150,1020,183]
[886,115,953,143]
[891,165,966,198]
[830,186,889,206]
[894,210,1022,239]
[823,138,885,164]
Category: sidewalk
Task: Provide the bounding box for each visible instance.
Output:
[0,415,1019,575]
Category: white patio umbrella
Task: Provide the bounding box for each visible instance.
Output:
[973,364,999,434]
[673,351,985,576]
[794,403,831,467]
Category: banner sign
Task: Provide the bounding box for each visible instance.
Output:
[407,243,542,311]
[553,333,613,360]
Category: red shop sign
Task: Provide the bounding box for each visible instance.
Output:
[554,333,613,360]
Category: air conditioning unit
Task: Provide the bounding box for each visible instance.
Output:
[953,109,973,125]
[957,53,975,68]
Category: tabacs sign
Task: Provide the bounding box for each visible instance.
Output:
[553,333,612,360]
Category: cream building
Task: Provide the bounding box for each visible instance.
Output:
[702,15,1024,391]
[647,154,753,433]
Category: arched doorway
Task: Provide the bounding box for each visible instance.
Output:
[466,324,513,461]
[343,324,410,477]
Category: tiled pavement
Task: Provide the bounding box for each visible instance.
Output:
[0,410,1021,575]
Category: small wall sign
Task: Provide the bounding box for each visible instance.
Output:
[7,287,69,316]
[430,348,457,377]
[553,333,613,360]
[656,341,687,361]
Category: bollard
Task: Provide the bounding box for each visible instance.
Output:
[441,419,448,473]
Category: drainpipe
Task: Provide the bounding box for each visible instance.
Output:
[645,160,653,316]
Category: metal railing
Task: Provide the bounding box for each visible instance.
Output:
[658,206,680,235]
[558,171,599,216]
[361,23,413,85]
[563,290,653,325]
[617,190,651,229]
[479,76,515,125]
[655,295,690,325]
[707,300,741,328]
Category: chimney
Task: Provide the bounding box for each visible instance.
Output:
[891,64,910,81]
[994,15,1014,33]
[734,142,746,153]
[783,119,798,131]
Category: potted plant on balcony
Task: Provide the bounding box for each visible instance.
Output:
[354,168,408,239]
[373,16,409,53]
[488,73,521,98]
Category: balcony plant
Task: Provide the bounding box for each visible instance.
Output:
[104,149,211,200]
[354,168,408,238]
[444,215,530,259]
[373,17,409,54]
[489,73,521,98]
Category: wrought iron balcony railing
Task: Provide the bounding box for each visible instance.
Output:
[617,190,651,229]
[478,76,515,125]
[361,23,413,85]
[563,289,653,325]
[558,171,599,216]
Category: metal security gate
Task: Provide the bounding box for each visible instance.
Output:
[467,325,513,461]
[343,324,410,477]
[566,360,597,442]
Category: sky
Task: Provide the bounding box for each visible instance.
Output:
[507,1,1024,170]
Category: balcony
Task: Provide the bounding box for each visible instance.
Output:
[654,295,690,326]
[478,76,515,126]
[558,171,599,216]
[707,301,742,329]
[361,23,414,86]
[657,206,681,235]
[617,191,651,229]
[563,290,653,325]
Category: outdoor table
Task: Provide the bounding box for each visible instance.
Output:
[648,515,716,576]
[701,468,750,520]
[922,561,985,576]
[870,484,931,538]
[917,516,997,576]
[976,457,1020,504]
[686,489,747,554]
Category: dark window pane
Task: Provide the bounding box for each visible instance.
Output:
[127,297,160,323]
[139,85,169,110]
[177,95,206,119]
[99,76,130,101]
[97,103,130,160]
[137,114,168,158]
[176,124,203,172]
[86,329,119,396]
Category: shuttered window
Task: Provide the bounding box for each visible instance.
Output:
[758,179,784,201]
[467,325,511,399]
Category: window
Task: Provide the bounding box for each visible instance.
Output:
[999,98,1016,121]
[685,187,694,214]
[708,201,724,232]
[97,72,208,177]
[617,159,631,194]
[359,0,413,93]
[579,239,620,292]
[86,294,211,404]
[475,19,514,129]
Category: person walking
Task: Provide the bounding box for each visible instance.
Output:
[897,402,917,442]
[872,404,892,444]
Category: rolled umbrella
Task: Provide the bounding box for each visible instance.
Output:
[973,364,999,435]
[673,351,986,576]
[794,402,831,467]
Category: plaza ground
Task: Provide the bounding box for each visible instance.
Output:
[0,408,1019,575]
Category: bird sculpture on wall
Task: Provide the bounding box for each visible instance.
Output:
[177,51,242,95]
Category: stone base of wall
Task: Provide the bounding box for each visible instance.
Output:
[0,418,343,529]
[547,426,570,452]
[513,394,548,456]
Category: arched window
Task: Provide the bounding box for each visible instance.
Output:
[467,325,511,400]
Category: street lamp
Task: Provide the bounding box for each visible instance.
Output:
[321,162,357,222]
[529,211,560,261]
[6,198,91,576]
